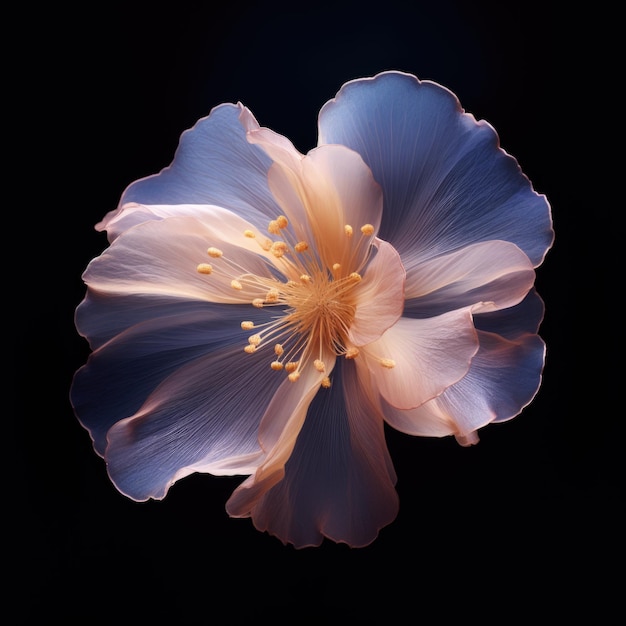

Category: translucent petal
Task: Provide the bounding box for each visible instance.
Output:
[71,300,268,454]
[361,311,478,410]
[82,215,279,304]
[474,289,545,339]
[98,103,281,240]
[228,360,398,548]
[349,239,405,346]
[403,240,535,319]
[103,335,291,501]
[380,330,546,439]
[318,71,554,267]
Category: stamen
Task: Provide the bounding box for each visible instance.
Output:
[244,229,256,238]
[349,272,362,282]
[248,334,261,346]
[344,224,353,237]
[241,321,255,330]
[345,347,359,359]
[332,263,341,272]
[321,376,331,388]
[244,345,257,354]
[314,359,326,372]
[252,298,264,308]
[268,220,281,235]
[266,288,279,303]
[285,361,298,373]
[294,241,309,253]
[360,224,375,236]
[274,344,284,356]
[271,361,284,371]
[300,274,311,283]
[288,371,300,382]
[276,215,289,229]
[380,358,396,369]
[260,238,272,251]
[196,263,213,275]
[270,241,288,258]
[231,279,243,290]
[207,247,223,258]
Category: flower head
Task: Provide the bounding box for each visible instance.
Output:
[71,71,553,548]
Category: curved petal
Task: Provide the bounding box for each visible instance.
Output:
[318,71,554,267]
[361,311,479,410]
[403,240,535,319]
[83,215,280,304]
[104,333,296,501]
[381,330,546,441]
[229,360,398,548]
[349,238,405,346]
[98,103,281,240]
[474,288,545,339]
[71,300,269,454]
[245,114,384,273]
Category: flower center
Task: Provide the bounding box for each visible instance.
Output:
[196,215,381,387]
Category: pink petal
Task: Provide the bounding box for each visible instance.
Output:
[404,240,536,316]
[83,213,279,304]
[361,310,479,410]
[380,330,546,442]
[349,239,405,346]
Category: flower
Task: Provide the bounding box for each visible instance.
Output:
[71,71,554,548]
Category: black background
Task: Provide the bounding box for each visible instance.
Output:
[14,1,621,623]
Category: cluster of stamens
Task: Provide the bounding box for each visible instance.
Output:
[196,214,395,387]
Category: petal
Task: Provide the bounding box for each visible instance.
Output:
[349,238,405,346]
[245,115,384,272]
[474,288,545,340]
[380,330,546,440]
[403,240,535,319]
[71,300,268,454]
[361,311,479,410]
[83,214,279,304]
[103,333,294,501]
[99,103,281,240]
[318,71,554,267]
[229,360,398,548]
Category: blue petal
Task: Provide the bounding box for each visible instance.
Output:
[318,71,553,266]
[71,298,271,456]
[118,103,281,229]
[249,360,398,548]
[473,289,545,339]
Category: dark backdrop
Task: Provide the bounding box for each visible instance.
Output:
[14,1,620,623]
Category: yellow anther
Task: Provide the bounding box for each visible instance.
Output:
[349,272,362,282]
[271,361,284,371]
[240,321,255,330]
[252,298,264,308]
[344,224,354,237]
[285,361,299,373]
[332,263,341,272]
[300,274,311,283]
[360,223,375,236]
[265,288,279,303]
[345,347,360,359]
[260,238,272,251]
[270,241,288,258]
[196,263,213,275]
[244,229,256,238]
[231,279,243,290]
[314,359,326,372]
[321,376,331,388]
[294,241,309,253]
[268,220,281,234]
[244,345,257,354]
[380,358,396,369]
[274,344,284,356]
[288,371,301,382]
[276,215,289,229]
[248,334,261,346]
[206,247,223,258]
